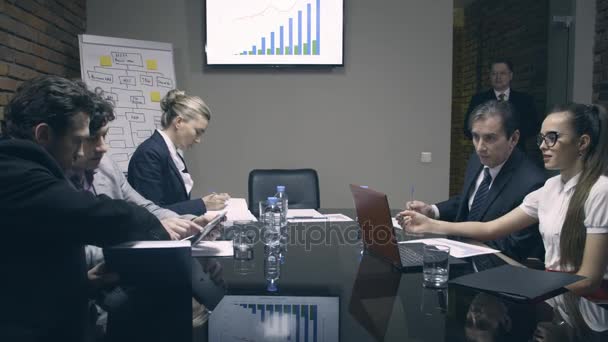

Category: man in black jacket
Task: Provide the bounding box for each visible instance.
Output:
[464,61,540,149]
[407,101,546,262]
[0,76,199,342]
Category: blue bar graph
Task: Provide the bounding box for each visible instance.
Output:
[307,4,311,55]
[297,10,302,55]
[280,26,284,55]
[239,1,321,57]
[270,32,275,55]
[251,45,256,55]
[289,18,293,54]
[232,302,320,342]
[316,0,320,55]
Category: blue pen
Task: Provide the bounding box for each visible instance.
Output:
[410,185,415,203]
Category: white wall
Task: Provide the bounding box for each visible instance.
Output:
[86,0,453,208]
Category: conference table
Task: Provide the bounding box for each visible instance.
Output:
[192,209,608,342]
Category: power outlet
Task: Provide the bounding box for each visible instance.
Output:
[421,152,432,163]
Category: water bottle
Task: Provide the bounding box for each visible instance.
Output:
[264,244,281,292]
[275,185,288,227]
[262,197,281,247]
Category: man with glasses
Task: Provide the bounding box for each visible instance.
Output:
[406,100,546,262]
[464,60,539,150]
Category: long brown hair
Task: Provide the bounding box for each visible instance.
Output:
[553,103,608,270]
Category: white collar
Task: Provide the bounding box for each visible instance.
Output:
[494,88,511,99]
[157,129,184,160]
[559,172,581,194]
[483,159,507,180]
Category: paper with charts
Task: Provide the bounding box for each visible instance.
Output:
[210,295,339,342]
[79,34,176,172]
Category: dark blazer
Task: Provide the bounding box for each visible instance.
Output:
[0,138,169,342]
[435,148,546,262]
[128,131,206,216]
[464,89,539,147]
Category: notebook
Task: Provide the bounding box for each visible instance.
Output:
[449,264,584,303]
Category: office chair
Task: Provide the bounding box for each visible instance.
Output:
[248,169,320,217]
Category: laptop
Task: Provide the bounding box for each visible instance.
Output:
[349,184,465,270]
[181,211,227,246]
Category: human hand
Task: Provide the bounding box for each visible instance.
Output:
[203,193,230,210]
[161,217,203,240]
[405,200,435,218]
[395,210,434,234]
[87,262,119,291]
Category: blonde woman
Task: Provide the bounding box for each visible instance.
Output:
[128,89,228,215]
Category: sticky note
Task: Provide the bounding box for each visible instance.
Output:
[100,56,112,66]
[146,59,158,70]
[150,91,161,102]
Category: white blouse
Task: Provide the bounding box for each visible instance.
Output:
[157,129,194,195]
[519,174,608,276]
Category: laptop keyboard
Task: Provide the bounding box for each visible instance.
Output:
[398,244,424,266]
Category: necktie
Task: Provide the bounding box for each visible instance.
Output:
[498,93,505,102]
[468,168,492,221]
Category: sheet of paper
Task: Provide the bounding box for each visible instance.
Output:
[286,209,324,218]
[392,218,402,229]
[399,238,499,258]
[287,209,327,223]
[191,241,234,257]
[207,198,257,222]
[323,213,354,222]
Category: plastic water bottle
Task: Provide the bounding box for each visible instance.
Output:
[264,244,281,292]
[262,197,281,247]
[275,185,288,227]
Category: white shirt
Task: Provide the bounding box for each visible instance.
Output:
[432,161,506,219]
[519,174,608,276]
[157,129,194,195]
[494,87,510,101]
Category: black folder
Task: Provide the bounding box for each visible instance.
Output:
[449,265,584,303]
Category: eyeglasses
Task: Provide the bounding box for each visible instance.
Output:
[536,131,565,147]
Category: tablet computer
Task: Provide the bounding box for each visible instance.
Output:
[181,211,227,245]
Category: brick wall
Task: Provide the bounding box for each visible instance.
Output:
[450,0,549,196]
[594,0,608,104]
[0,0,86,126]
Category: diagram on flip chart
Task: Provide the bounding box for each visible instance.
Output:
[79,34,176,172]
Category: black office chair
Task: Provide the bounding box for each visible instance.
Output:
[248,169,320,217]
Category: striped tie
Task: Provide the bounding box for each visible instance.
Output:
[498,93,506,102]
[468,168,492,221]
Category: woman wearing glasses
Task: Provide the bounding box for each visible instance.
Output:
[128,89,229,215]
[399,103,608,299]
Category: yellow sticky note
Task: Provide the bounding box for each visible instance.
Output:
[150,91,161,102]
[100,55,112,66]
[146,59,158,70]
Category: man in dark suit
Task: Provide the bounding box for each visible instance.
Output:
[408,101,546,262]
[464,61,539,149]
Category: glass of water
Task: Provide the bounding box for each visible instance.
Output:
[232,228,254,260]
[423,244,450,288]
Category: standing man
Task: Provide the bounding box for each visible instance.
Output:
[464,60,539,149]
[0,76,199,342]
[408,101,546,262]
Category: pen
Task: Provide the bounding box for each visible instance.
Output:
[410,185,415,203]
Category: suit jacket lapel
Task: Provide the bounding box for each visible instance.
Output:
[456,163,483,221]
[475,149,521,220]
[152,131,189,198]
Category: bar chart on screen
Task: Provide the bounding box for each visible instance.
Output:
[209,296,339,341]
[205,0,343,65]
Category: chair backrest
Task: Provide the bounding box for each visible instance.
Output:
[248,169,320,216]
